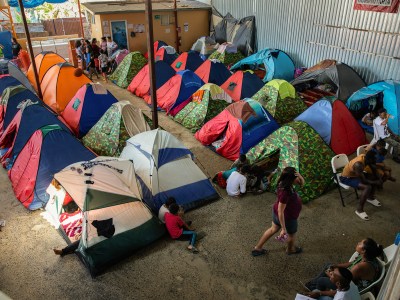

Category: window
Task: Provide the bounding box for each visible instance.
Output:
[161,15,169,26]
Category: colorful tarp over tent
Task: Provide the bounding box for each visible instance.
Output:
[52,157,165,276]
[156,70,204,115]
[174,83,232,132]
[194,59,231,86]
[295,97,367,155]
[230,48,295,82]
[8,124,95,210]
[27,51,66,91]
[61,83,118,138]
[127,61,175,100]
[195,99,280,160]
[251,79,307,125]
[120,129,219,212]
[220,71,264,102]
[347,80,399,135]
[40,62,91,113]
[246,121,335,203]
[82,101,151,157]
[109,52,147,89]
[171,51,204,72]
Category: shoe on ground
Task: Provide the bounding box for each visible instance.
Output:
[355,210,369,221]
[367,198,381,207]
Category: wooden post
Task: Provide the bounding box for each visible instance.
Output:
[77,0,85,39]
[173,0,179,53]
[145,0,158,129]
[17,0,42,99]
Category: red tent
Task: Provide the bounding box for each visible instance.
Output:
[171,51,204,72]
[220,71,264,102]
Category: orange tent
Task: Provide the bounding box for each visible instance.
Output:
[27,52,66,91]
[41,63,91,113]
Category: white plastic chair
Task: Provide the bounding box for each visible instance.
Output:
[383,244,397,267]
[361,291,375,300]
[331,154,359,207]
[357,144,370,156]
[359,258,386,295]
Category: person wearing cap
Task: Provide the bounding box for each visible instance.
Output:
[373,108,400,163]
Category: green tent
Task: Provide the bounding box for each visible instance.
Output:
[109,52,147,88]
[251,79,307,125]
[246,121,334,203]
[82,101,151,156]
[52,157,165,276]
[208,44,245,67]
[174,83,232,132]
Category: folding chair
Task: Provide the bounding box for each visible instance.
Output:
[359,258,386,295]
[331,154,358,207]
[357,144,370,156]
[361,291,375,300]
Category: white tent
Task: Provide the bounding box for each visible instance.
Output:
[120,129,218,212]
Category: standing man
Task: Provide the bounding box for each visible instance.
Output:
[373,108,400,163]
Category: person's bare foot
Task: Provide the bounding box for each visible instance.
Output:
[388,176,396,182]
[53,248,62,255]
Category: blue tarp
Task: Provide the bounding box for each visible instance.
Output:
[295,99,333,145]
[8,0,67,8]
[0,31,13,59]
[231,48,295,82]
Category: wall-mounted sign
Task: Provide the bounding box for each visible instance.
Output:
[354,0,400,13]
[184,22,189,32]
[154,15,161,19]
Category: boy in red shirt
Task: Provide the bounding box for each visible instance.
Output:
[164,203,199,253]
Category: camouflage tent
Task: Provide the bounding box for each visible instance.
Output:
[109,52,147,88]
[82,101,151,156]
[174,83,232,132]
[208,43,245,67]
[252,79,307,125]
[246,121,334,203]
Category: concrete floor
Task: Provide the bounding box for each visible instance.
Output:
[0,79,399,300]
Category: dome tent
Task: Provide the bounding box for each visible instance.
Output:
[120,129,219,212]
[220,71,264,102]
[171,51,204,72]
[108,52,147,89]
[194,59,231,86]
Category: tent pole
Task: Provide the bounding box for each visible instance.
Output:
[17,0,42,99]
[77,0,85,39]
[145,0,158,129]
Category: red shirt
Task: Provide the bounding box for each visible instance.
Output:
[273,186,302,220]
[164,212,184,239]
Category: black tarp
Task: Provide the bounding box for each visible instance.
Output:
[210,8,256,57]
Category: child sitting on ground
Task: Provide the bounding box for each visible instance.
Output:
[164,203,199,253]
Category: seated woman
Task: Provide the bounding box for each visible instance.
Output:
[304,238,383,298]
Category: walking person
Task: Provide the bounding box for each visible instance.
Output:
[252,167,305,256]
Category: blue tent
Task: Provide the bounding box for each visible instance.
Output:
[220,71,264,102]
[0,76,20,94]
[230,48,295,82]
[347,80,399,135]
[171,51,204,72]
[3,104,70,168]
[9,124,95,210]
[194,60,232,86]
[0,31,13,59]
[2,86,41,131]
[61,84,118,138]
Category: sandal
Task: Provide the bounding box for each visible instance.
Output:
[355,210,370,221]
[287,246,302,255]
[251,248,267,257]
[367,199,381,207]
[188,246,199,254]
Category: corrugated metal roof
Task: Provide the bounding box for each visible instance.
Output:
[210,0,400,84]
[82,0,210,14]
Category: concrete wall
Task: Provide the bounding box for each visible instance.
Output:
[90,9,209,53]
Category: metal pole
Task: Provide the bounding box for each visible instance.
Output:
[145,0,158,129]
[17,0,42,99]
[173,0,179,52]
[77,0,85,39]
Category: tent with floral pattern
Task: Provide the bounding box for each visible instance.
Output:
[109,52,147,89]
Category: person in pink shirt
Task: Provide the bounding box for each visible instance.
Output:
[164,203,199,253]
